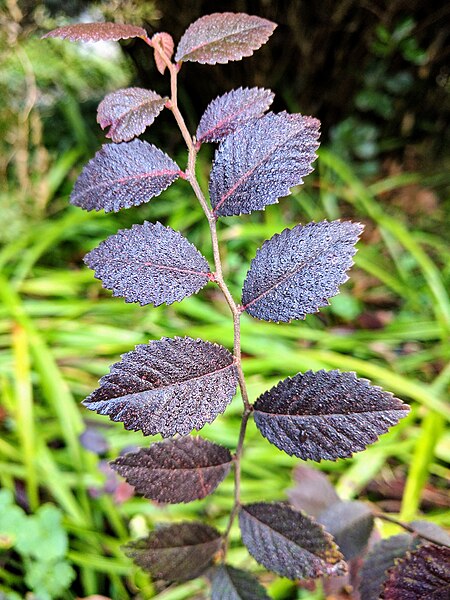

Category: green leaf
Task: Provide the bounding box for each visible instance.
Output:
[24,559,76,599]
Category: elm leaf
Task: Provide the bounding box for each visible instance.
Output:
[209,112,320,217]
[111,437,232,503]
[360,534,417,600]
[253,370,410,461]
[71,139,181,212]
[242,220,363,322]
[42,22,147,43]
[97,88,166,142]
[196,87,274,144]
[82,337,238,437]
[239,502,346,580]
[318,500,374,560]
[125,522,222,582]
[382,543,450,599]
[152,32,174,74]
[84,221,210,306]
[287,465,340,518]
[175,13,276,64]
[211,565,270,599]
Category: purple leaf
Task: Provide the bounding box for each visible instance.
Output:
[360,534,418,600]
[209,112,320,217]
[196,87,274,144]
[241,220,363,322]
[110,436,232,503]
[239,502,346,580]
[409,521,450,547]
[287,465,340,518]
[382,544,450,599]
[70,139,181,212]
[82,337,238,437]
[151,32,174,74]
[84,221,210,307]
[211,565,270,599]
[79,427,109,454]
[97,88,166,142]
[175,13,276,65]
[318,500,374,561]
[42,22,147,43]
[253,370,410,461]
[125,522,222,582]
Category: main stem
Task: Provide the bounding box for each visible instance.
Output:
[154,44,251,552]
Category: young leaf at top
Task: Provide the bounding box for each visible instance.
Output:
[210,565,270,600]
[241,220,362,322]
[82,337,238,437]
[382,543,450,599]
[253,370,410,461]
[151,32,174,74]
[70,139,181,212]
[42,22,147,43]
[317,500,374,561]
[110,436,232,503]
[209,112,320,217]
[125,522,221,583]
[84,221,210,307]
[97,88,167,142]
[175,13,276,65]
[287,465,340,518]
[239,502,346,580]
[360,534,418,600]
[196,87,274,144]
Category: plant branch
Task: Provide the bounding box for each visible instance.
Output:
[372,510,449,547]
[155,43,253,554]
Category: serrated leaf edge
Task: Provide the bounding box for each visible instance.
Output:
[241,220,364,323]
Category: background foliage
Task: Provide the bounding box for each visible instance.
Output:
[0,1,448,598]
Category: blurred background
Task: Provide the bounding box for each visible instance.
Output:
[0,0,449,598]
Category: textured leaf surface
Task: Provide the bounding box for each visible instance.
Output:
[211,565,270,599]
[42,22,147,43]
[71,140,181,212]
[253,370,410,461]
[84,221,210,306]
[287,465,340,518]
[125,522,221,582]
[318,500,374,560]
[360,534,417,600]
[241,220,362,322]
[175,13,276,64]
[209,112,320,217]
[83,337,238,437]
[97,88,166,142]
[382,544,450,599]
[152,32,174,74]
[239,502,346,580]
[196,87,274,144]
[110,437,232,503]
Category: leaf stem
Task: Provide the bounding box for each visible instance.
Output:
[155,43,252,554]
[371,510,449,547]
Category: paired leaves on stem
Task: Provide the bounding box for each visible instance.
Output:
[239,502,346,580]
[209,112,320,217]
[125,522,222,582]
[97,88,167,143]
[175,13,276,64]
[85,221,210,307]
[71,139,181,213]
[253,370,409,461]
[83,337,238,437]
[242,220,363,322]
[111,436,232,503]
